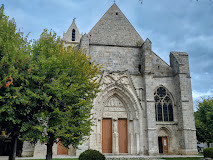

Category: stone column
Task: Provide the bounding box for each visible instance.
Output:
[128,120,134,154]
[136,133,140,154]
[97,119,102,152]
[141,39,158,155]
[133,119,140,154]
[112,119,119,154]
[129,133,134,154]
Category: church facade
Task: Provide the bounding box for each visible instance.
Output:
[22,3,197,157]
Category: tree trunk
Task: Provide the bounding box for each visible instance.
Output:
[46,140,54,160]
[8,136,17,160]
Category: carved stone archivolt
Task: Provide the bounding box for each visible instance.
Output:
[93,71,142,120]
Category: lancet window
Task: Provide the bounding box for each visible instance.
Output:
[154,87,174,122]
[72,29,75,41]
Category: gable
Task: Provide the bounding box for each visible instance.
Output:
[62,19,82,43]
[88,4,144,47]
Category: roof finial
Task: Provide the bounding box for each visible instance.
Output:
[114,0,116,3]
[73,17,76,23]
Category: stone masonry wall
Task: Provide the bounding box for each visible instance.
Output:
[89,45,141,74]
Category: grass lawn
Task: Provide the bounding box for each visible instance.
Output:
[53,159,78,160]
[161,158,202,160]
[19,159,78,160]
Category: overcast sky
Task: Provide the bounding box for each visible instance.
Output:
[1,0,213,110]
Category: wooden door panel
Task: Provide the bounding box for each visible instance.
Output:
[57,142,68,155]
[118,119,128,153]
[162,137,168,154]
[102,118,112,153]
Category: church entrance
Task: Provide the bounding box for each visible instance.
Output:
[102,118,128,154]
[158,137,168,154]
[118,118,128,153]
[99,93,134,154]
[102,118,113,153]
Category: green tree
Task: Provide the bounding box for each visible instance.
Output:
[0,4,33,160]
[195,97,213,146]
[21,30,100,160]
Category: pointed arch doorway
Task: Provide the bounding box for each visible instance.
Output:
[102,118,128,153]
[95,79,143,155]
[158,127,172,154]
[101,95,128,154]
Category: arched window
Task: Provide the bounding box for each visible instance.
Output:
[154,87,174,122]
[72,29,75,41]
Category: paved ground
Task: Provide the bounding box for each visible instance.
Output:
[0,155,203,160]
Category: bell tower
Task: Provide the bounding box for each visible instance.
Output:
[62,18,82,47]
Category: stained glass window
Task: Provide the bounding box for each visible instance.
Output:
[154,87,174,122]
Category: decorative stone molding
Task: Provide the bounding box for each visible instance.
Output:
[95,71,142,120]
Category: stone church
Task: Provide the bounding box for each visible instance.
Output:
[21,3,197,157]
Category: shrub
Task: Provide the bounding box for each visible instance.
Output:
[79,149,105,160]
[203,148,213,158]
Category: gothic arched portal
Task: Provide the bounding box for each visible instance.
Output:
[92,81,143,155]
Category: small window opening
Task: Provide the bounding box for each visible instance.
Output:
[72,29,75,41]
[139,64,142,72]
[158,66,160,70]
[116,12,118,15]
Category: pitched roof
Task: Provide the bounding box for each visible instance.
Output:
[88,3,144,46]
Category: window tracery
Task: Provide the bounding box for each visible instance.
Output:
[154,87,174,122]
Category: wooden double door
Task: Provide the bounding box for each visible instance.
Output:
[158,137,168,154]
[102,118,128,153]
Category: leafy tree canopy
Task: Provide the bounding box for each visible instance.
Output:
[0,4,33,160]
[20,30,100,160]
[195,97,213,144]
[0,4,100,160]
[0,3,32,139]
